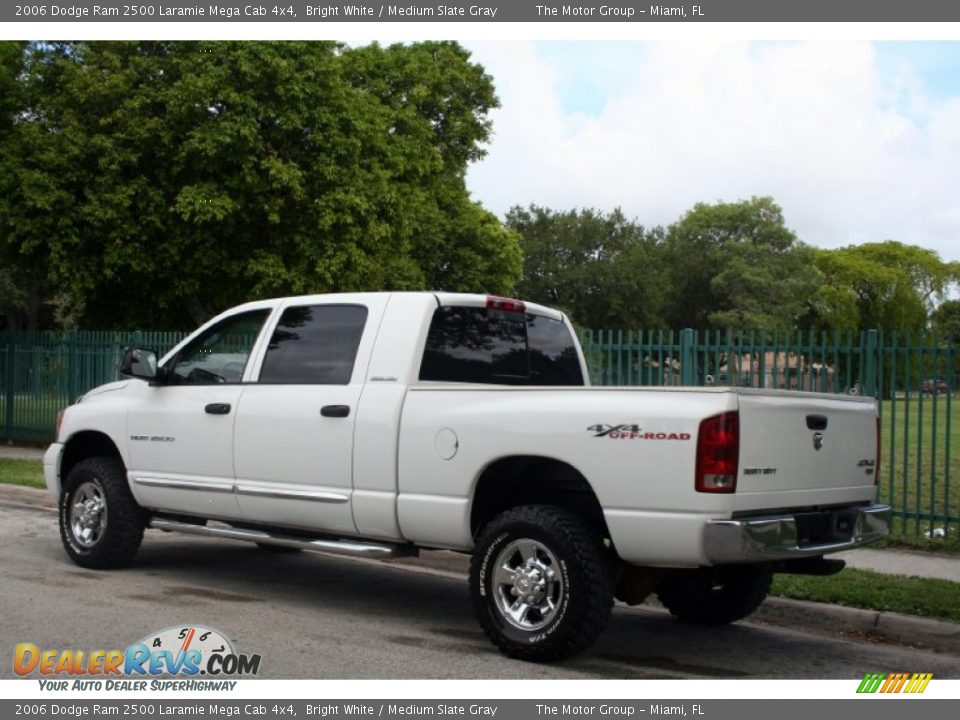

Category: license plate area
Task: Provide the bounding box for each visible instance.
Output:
[794,508,858,545]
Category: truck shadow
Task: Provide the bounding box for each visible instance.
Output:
[120,533,820,678]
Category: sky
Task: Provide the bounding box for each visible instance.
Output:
[462,41,960,262]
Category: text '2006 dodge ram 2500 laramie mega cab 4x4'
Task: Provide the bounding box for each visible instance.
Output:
[45,292,891,661]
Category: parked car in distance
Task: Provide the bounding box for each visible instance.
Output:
[921,378,950,396]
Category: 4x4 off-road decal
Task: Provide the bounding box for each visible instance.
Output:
[587,424,691,440]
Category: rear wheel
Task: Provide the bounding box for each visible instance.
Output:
[59,457,146,569]
[470,505,613,662]
[657,565,772,625]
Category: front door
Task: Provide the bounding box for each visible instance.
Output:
[126,309,271,519]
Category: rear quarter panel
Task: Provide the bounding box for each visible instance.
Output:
[397,386,738,563]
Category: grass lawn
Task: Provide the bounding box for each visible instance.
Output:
[879,397,960,542]
[0,458,45,489]
[772,567,960,624]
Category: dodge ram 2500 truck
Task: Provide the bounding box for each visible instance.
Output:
[45,292,890,661]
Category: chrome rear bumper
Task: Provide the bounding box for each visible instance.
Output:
[704,504,891,564]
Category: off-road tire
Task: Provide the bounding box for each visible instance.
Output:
[470,505,614,662]
[59,457,146,569]
[657,565,772,625]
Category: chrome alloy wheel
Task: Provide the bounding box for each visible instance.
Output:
[492,539,564,631]
[68,480,108,548]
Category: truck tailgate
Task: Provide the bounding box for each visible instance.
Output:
[735,389,877,508]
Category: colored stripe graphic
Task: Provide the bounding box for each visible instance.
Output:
[857,673,885,693]
[857,672,932,694]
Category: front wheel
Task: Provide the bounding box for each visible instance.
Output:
[656,565,772,625]
[59,457,146,569]
[470,505,613,662]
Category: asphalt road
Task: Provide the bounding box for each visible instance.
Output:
[2,499,959,680]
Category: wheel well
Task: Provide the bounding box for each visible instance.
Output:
[470,456,611,541]
[61,431,123,484]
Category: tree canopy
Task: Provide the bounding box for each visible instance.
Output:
[810,241,960,333]
[661,197,822,330]
[0,41,521,329]
[506,205,665,329]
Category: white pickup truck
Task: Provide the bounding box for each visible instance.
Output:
[45,292,890,661]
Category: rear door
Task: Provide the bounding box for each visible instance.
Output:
[232,296,385,534]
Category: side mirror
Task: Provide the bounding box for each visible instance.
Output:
[121,348,160,381]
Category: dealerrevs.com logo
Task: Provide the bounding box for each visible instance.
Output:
[14,625,261,691]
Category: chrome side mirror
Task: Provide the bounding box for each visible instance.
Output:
[121,347,159,381]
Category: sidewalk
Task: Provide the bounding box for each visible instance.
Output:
[0,444,45,460]
[837,547,960,583]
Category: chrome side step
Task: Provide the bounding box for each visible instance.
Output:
[148,517,417,559]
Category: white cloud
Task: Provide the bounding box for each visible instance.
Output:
[464,41,960,262]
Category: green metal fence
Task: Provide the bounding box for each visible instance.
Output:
[2,327,958,537]
[579,328,959,538]
[1,331,186,444]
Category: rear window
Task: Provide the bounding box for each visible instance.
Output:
[419,306,584,386]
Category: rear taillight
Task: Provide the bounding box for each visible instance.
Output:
[55,410,65,439]
[696,411,739,493]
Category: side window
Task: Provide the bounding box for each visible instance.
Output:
[168,309,270,385]
[419,307,584,386]
[527,314,584,386]
[259,305,368,384]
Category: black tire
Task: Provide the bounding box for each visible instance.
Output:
[470,505,614,662]
[59,457,146,569]
[657,565,772,625]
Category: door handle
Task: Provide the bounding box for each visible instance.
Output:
[320,405,350,418]
[205,403,232,415]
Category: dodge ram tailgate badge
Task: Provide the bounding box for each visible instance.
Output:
[813,432,824,451]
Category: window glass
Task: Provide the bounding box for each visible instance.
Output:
[527,315,585,386]
[259,305,368,384]
[169,309,270,384]
[419,306,584,386]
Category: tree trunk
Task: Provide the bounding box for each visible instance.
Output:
[183,296,213,326]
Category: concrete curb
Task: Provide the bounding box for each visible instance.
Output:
[753,596,960,655]
[1,482,958,656]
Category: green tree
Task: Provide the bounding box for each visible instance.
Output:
[811,241,959,332]
[1,41,520,329]
[661,197,822,330]
[506,205,665,329]
[0,41,55,330]
[931,299,960,345]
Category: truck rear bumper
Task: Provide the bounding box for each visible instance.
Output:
[704,503,891,564]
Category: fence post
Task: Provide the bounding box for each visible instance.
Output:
[680,328,696,386]
[67,330,78,403]
[4,333,14,444]
[863,329,879,398]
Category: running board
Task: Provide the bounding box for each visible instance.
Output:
[148,517,417,559]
